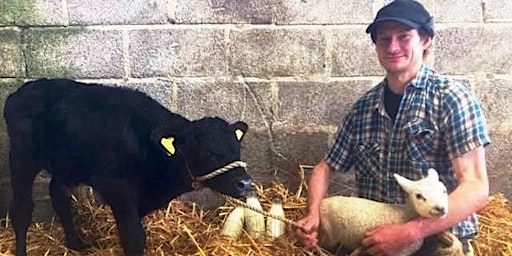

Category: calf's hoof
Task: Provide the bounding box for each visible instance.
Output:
[66,239,89,252]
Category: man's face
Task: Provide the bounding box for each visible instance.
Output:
[374,21,431,75]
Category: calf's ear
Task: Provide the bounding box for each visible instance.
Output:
[232,121,248,141]
[151,127,179,156]
[160,137,176,156]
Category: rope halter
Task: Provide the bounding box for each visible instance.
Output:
[191,160,247,190]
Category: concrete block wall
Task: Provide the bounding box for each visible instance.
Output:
[1,0,511,219]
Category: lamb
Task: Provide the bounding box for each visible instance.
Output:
[318,168,449,256]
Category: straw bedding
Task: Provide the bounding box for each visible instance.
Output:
[0,184,510,256]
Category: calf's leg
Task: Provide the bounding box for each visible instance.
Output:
[95,179,145,256]
[9,152,38,256]
[49,178,88,251]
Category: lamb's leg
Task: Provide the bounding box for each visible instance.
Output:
[49,178,88,251]
[348,246,367,256]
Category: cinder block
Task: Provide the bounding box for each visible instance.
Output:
[274,0,373,25]
[484,0,512,22]
[435,26,512,75]
[32,178,51,201]
[330,28,384,77]
[277,80,375,126]
[32,198,55,222]
[129,28,226,77]
[24,28,124,79]
[471,78,512,133]
[176,80,273,127]
[122,82,175,111]
[269,128,330,189]
[30,0,68,25]
[0,29,25,77]
[68,0,169,25]
[485,132,512,201]
[228,28,325,77]
[240,131,275,186]
[0,0,65,25]
[174,0,272,24]
[433,1,482,23]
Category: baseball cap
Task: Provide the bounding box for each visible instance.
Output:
[366,0,434,42]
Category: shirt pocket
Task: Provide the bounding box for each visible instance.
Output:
[354,141,380,179]
[404,120,437,162]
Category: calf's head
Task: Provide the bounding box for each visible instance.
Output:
[157,117,252,197]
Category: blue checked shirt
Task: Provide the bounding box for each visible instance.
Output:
[326,64,491,238]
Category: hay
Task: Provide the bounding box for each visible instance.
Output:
[0,185,510,256]
[0,183,323,256]
[473,193,512,256]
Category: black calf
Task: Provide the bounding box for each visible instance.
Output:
[4,78,252,256]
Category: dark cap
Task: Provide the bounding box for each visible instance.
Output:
[366,0,434,42]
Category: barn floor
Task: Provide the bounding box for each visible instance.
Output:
[0,184,510,256]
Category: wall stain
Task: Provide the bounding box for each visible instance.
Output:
[0,0,40,25]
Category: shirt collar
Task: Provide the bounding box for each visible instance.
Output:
[409,63,431,89]
[374,63,431,112]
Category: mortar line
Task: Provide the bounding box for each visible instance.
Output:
[324,28,332,81]
[62,0,70,26]
[224,27,231,78]
[122,29,131,80]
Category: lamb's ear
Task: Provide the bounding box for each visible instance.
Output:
[231,121,248,141]
[427,168,439,181]
[394,173,416,194]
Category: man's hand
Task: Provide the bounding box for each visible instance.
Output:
[295,213,320,249]
[361,223,421,256]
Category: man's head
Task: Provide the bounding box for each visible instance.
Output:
[366,1,434,75]
[366,0,434,44]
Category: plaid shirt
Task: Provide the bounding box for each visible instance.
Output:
[326,64,491,238]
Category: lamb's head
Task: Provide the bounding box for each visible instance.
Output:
[393,168,448,219]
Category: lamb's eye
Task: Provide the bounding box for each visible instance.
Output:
[415,193,426,201]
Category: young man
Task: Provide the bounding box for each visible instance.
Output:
[295,1,490,256]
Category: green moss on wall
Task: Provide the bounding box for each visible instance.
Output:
[0,0,40,25]
[0,29,25,77]
[23,27,86,78]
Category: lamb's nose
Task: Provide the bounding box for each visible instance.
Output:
[435,206,446,215]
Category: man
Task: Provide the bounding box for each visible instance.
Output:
[295,1,490,256]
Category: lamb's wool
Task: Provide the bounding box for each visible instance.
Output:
[318,169,448,256]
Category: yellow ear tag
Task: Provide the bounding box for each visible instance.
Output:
[235,129,244,141]
[160,137,176,156]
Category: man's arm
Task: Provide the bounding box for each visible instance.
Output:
[362,146,489,255]
[295,158,333,248]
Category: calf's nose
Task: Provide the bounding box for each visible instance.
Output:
[236,178,252,193]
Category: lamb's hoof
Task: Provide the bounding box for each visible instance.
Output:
[348,247,367,256]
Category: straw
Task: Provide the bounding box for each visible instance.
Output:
[0,181,510,255]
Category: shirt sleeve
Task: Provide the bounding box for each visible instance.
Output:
[442,82,491,159]
[326,110,355,172]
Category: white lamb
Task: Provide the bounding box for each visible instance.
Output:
[318,168,449,256]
